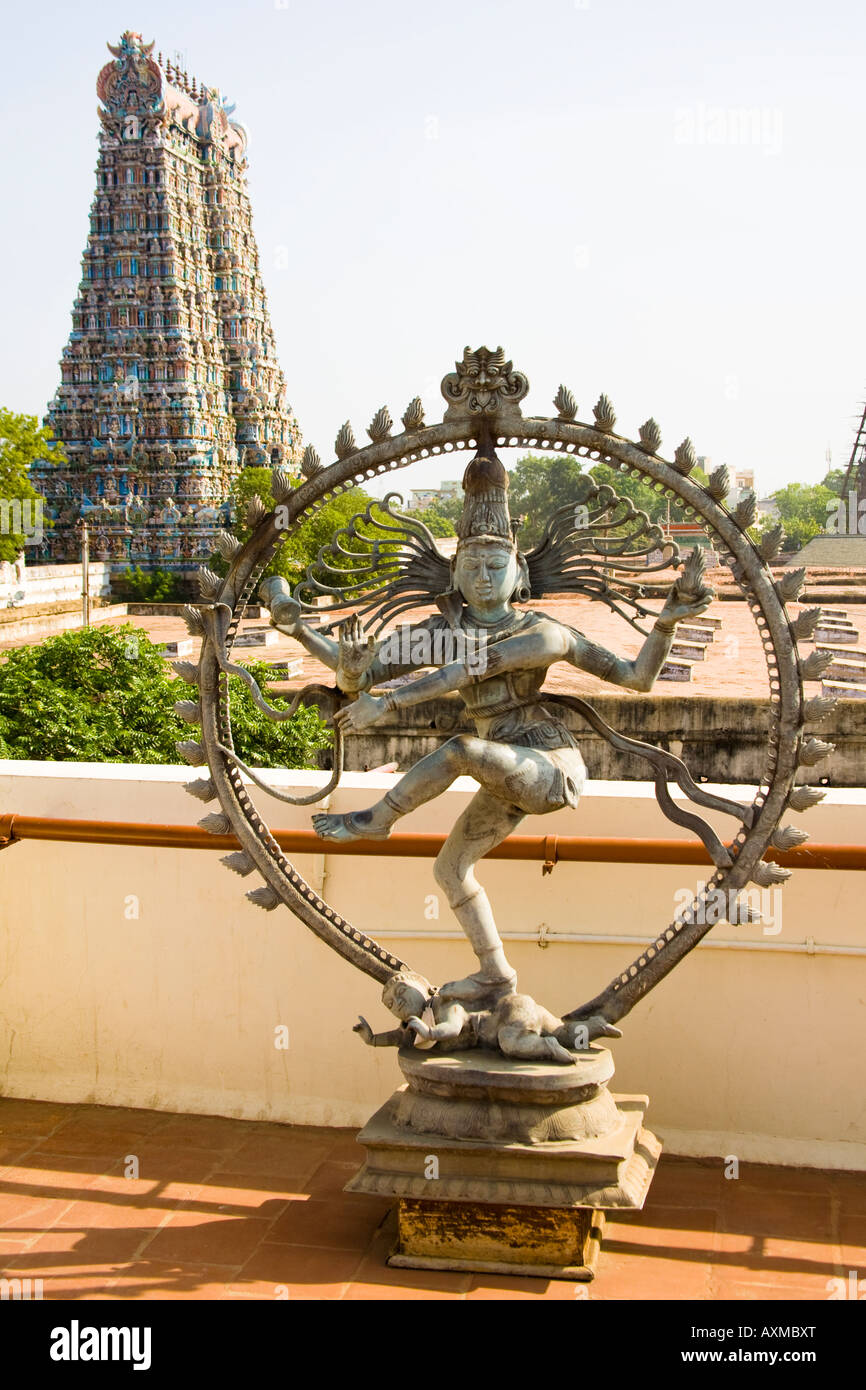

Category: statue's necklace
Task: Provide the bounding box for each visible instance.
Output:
[463,610,533,643]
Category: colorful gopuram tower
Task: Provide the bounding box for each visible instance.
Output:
[32,32,301,572]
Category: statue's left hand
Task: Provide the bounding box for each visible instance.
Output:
[659,585,714,625]
[332,691,386,733]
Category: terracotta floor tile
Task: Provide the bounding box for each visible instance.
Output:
[712,1228,762,1257]
[32,1126,168,1161]
[0,1142,38,1167]
[0,1099,77,1133]
[643,1158,725,1209]
[50,1106,170,1136]
[466,1274,585,1300]
[594,1251,712,1300]
[836,1177,866,1216]
[720,1189,833,1241]
[304,1160,365,1199]
[175,1180,293,1222]
[101,1260,237,1300]
[760,1235,838,1270]
[709,1248,838,1296]
[231,1242,363,1298]
[710,1266,836,1299]
[213,1135,331,1179]
[0,1235,38,1255]
[235,1122,336,1145]
[736,1163,835,1196]
[838,1212,866,1266]
[140,1213,272,1267]
[119,1145,223,1185]
[54,1197,176,1234]
[711,1234,834,1273]
[266,1196,390,1250]
[0,1191,75,1230]
[3,1224,151,1271]
[343,1280,468,1300]
[0,1161,119,1216]
[86,1171,186,1200]
[346,1224,472,1296]
[33,1275,123,1301]
[707,1279,830,1301]
[148,1114,251,1151]
[326,1136,365,1163]
[605,1205,718,1258]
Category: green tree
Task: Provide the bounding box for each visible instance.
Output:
[586,462,668,525]
[0,409,63,561]
[424,491,463,529]
[759,482,836,553]
[222,468,405,599]
[0,624,331,768]
[508,454,589,546]
[410,505,456,538]
[113,566,185,602]
[821,467,847,496]
[507,453,704,547]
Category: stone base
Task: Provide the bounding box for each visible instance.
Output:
[389,1201,605,1281]
[346,1048,660,1280]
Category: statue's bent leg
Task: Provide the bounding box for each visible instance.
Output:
[312,735,584,842]
[433,788,526,995]
[312,735,500,842]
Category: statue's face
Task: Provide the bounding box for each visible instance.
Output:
[383,978,428,1021]
[454,541,518,610]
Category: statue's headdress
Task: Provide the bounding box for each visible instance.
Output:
[456,448,515,550]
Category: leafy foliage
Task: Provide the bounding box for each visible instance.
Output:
[113,566,186,602]
[410,505,456,538]
[421,491,463,529]
[508,455,589,546]
[0,624,331,768]
[507,454,708,548]
[756,482,837,552]
[220,467,406,597]
[0,409,62,562]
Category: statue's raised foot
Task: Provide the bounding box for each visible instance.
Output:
[312,807,393,842]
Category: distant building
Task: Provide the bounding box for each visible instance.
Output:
[407,481,460,511]
[756,496,780,522]
[30,32,301,571]
[408,489,441,511]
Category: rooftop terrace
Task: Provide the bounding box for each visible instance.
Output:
[1,1098,861,1301]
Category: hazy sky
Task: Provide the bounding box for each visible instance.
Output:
[4,0,864,499]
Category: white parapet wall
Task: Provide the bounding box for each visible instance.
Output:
[0,760,864,1170]
[0,561,113,605]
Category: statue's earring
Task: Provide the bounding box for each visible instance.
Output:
[512,554,531,603]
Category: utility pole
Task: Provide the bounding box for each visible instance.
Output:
[80,520,91,628]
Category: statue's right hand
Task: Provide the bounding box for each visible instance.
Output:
[259,577,302,635]
[353,1016,374,1046]
[336,614,376,692]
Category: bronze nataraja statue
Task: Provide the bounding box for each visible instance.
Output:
[259,440,717,1058]
[186,348,828,1072]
